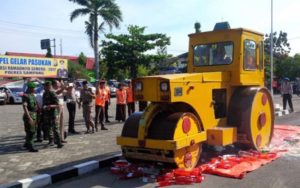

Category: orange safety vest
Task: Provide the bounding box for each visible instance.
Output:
[105,86,110,101]
[95,88,107,107]
[116,89,127,104]
[126,87,134,103]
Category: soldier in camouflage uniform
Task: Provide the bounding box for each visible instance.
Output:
[43,81,63,148]
[22,82,39,152]
[79,81,95,133]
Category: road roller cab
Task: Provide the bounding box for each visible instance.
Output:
[188,23,265,86]
[117,22,274,170]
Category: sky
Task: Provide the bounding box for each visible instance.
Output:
[0,0,299,58]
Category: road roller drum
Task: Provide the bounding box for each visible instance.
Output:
[228,87,274,150]
[120,110,204,169]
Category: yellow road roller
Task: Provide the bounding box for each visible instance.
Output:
[117,22,274,170]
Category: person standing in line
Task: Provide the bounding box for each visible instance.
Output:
[22,79,46,142]
[116,83,127,122]
[66,83,79,134]
[281,77,294,112]
[52,80,67,143]
[95,80,108,131]
[35,87,45,142]
[43,81,63,148]
[104,81,111,123]
[126,80,135,116]
[79,81,96,133]
[22,82,39,152]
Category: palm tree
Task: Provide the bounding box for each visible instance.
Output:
[69,0,122,80]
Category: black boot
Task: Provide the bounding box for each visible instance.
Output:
[47,140,54,146]
[28,146,38,152]
[55,137,64,148]
[34,139,43,143]
[101,126,108,130]
[64,131,68,139]
[23,143,29,148]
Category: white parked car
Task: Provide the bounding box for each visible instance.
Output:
[108,79,119,97]
[0,88,9,105]
[109,85,117,97]
[0,87,23,104]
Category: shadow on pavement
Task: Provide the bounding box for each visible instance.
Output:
[0,134,62,155]
[46,167,150,188]
[0,135,28,155]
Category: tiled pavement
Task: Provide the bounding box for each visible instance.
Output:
[0,98,122,185]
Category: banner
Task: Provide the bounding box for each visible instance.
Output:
[0,55,68,78]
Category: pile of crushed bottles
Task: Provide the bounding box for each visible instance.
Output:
[110,150,280,187]
[156,168,205,186]
[110,160,205,186]
[267,125,300,157]
[110,160,143,180]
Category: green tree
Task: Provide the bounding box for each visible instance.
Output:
[274,54,300,80]
[78,52,87,66]
[148,45,173,75]
[101,25,170,78]
[69,0,122,80]
[264,31,291,59]
[264,31,291,83]
[68,60,95,81]
[99,59,108,79]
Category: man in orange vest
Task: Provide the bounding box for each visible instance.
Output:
[95,80,108,131]
[126,80,135,116]
[104,82,111,123]
[116,83,127,122]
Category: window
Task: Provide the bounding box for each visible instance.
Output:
[259,41,263,70]
[244,40,257,70]
[9,88,23,92]
[193,41,233,66]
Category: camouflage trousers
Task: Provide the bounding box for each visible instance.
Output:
[82,104,95,131]
[23,112,37,147]
[43,114,61,145]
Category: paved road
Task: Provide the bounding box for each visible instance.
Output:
[47,156,300,188]
[274,95,300,125]
[46,94,300,188]
[0,94,299,186]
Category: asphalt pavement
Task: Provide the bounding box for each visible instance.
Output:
[0,94,299,187]
[46,156,300,188]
